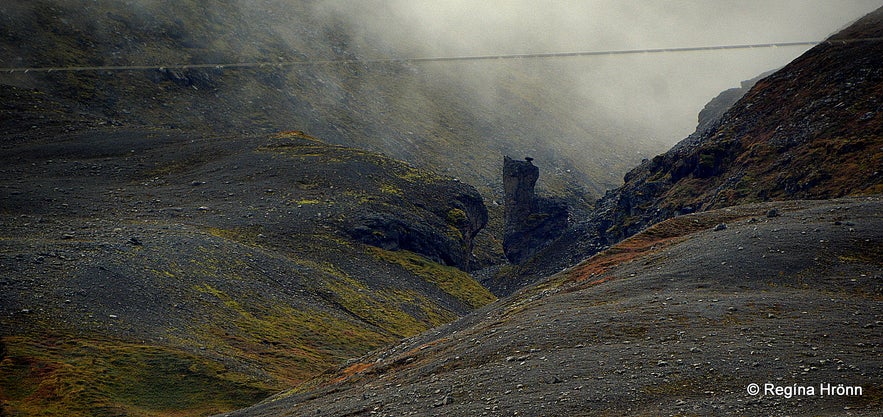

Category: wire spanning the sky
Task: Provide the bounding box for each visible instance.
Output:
[1,38,880,74]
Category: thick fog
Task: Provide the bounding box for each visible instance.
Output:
[4,0,878,181]
[306,0,881,143]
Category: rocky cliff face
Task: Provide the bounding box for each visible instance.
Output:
[345,180,487,270]
[501,156,568,264]
[503,157,540,231]
[508,6,883,285]
[598,9,882,237]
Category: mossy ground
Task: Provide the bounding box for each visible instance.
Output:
[0,336,269,417]
[369,248,496,309]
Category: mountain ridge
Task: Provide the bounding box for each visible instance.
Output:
[500,6,883,290]
[216,8,882,416]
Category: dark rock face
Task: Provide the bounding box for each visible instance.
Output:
[507,6,883,287]
[346,188,488,270]
[503,156,539,228]
[502,156,568,264]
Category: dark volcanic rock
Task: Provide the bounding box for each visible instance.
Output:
[346,187,487,270]
[508,6,883,286]
[502,156,568,264]
[691,70,775,139]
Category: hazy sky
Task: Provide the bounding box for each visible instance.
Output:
[314,0,882,142]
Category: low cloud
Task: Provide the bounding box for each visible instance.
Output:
[306,0,880,142]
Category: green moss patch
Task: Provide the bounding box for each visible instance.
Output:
[369,248,496,309]
[0,336,270,417]
[315,264,451,337]
[187,282,397,384]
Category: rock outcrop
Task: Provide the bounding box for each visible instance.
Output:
[346,187,488,270]
[502,156,568,264]
[508,6,883,287]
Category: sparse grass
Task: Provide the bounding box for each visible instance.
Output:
[446,208,468,226]
[0,336,270,417]
[203,226,266,249]
[293,199,321,205]
[369,248,496,309]
[184,281,398,386]
[397,166,443,183]
[0,223,478,416]
[379,183,403,196]
[319,271,444,337]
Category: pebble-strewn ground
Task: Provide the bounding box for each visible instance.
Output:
[226,197,882,417]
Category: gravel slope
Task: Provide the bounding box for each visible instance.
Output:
[224,196,882,417]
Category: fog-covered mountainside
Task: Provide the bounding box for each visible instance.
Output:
[2,2,881,417]
[504,6,883,289]
[0,0,668,205]
[0,2,676,415]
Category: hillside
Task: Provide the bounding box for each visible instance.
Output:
[501,6,883,290]
[215,8,883,416]
[0,0,665,206]
[222,196,883,416]
[0,112,496,416]
[0,2,669,415]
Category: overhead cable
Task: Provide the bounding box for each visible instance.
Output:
[1,38,880,74]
